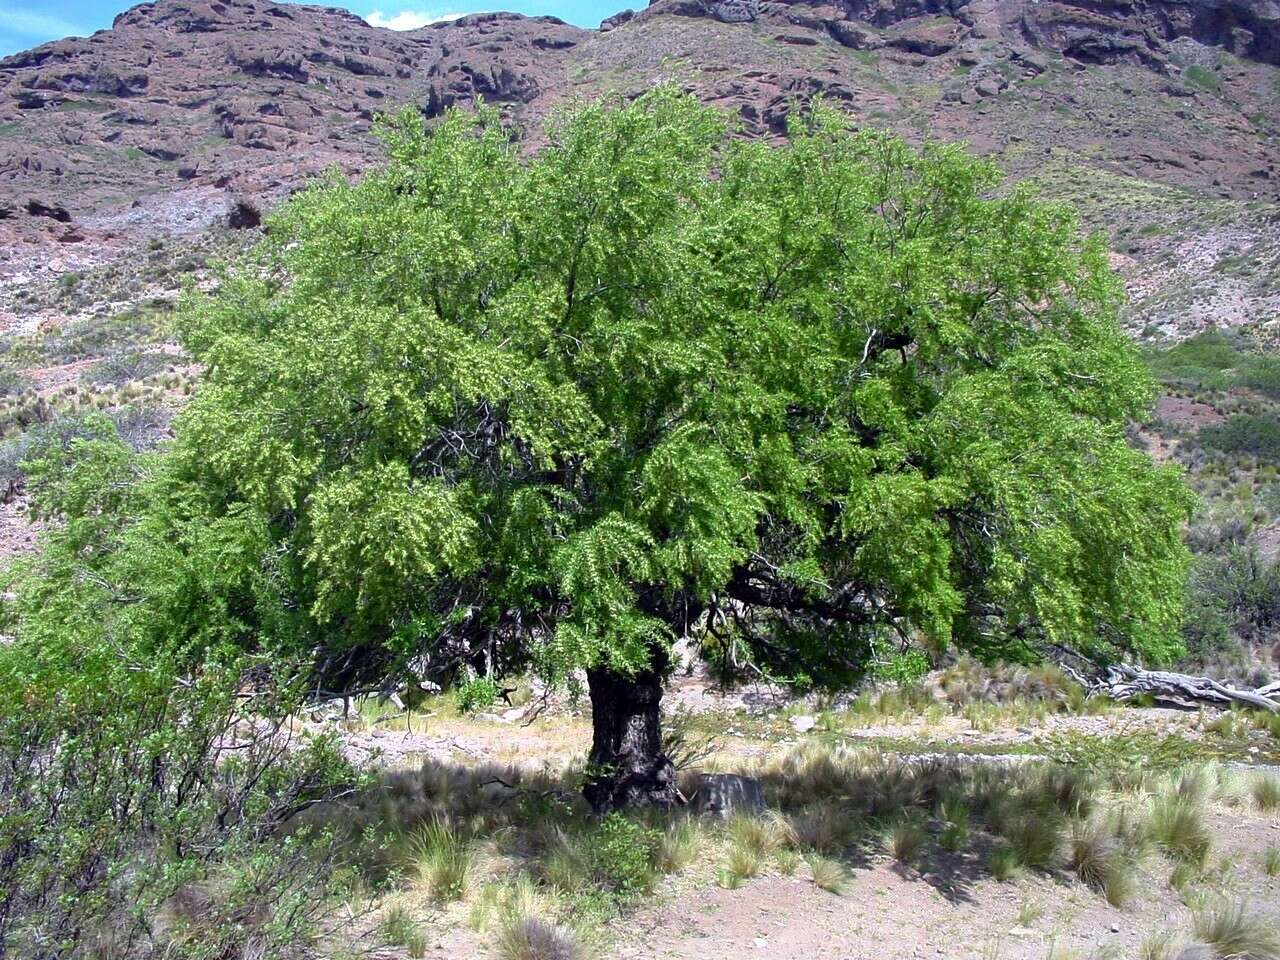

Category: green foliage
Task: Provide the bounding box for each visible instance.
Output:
[1145,329,1248,394]
[1202,414,1280,460]
[1183,65,1221,92]
[871,648,932,684]
[582,814,660,898]
[453,674,503,714]
[119,86,1190,693]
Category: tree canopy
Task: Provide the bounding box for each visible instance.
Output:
[5,88,1194,809]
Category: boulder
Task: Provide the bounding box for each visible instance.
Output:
[789,714,818,733]
[599,9,635,31]
[689,773,766,818]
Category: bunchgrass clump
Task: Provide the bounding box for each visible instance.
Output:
[886,818,927,865]
[381,904,427,958]
[988,845,1020,881]
[1252,774,1280,812]
[786,806,849,854]
[657,818,701,873]
[1150,796,1212,868]
[1138,930,1178,960]
[1191,898,1280,960]
[1262,845,1280,877]
[1002,812,1061,870]
[807,856,849,894]
[725,843,763,883]
[727,814,784,858]
[495,915,581,960]
[403,818,475,903]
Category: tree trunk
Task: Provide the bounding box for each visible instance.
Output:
[583,653,678,813]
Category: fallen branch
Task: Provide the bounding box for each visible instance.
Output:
[1087,663,1279,713]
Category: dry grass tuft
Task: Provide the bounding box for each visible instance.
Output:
[807,855,850,894]
[786,805,851,854]
[495,916,581,960]
[1252,774,1280,812]
[885,818,927,865]
[1191,898,1280,960]
[988,844,1020,881]
[1151,796,1212,869]
[402,818,475,903]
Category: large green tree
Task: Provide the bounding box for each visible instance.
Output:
[13,89,1192,810]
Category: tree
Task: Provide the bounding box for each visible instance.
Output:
[10,89,1193,811]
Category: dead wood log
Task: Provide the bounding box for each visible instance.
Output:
[1088,663,1279,713]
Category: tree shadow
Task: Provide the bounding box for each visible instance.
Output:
[295,743,1091,910]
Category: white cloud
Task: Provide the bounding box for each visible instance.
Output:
[364,9,476,30]
[0,8,89,39]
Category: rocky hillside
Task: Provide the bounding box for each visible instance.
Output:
[0,0,1278,338]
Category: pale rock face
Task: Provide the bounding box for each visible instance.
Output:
[689,773,767,817]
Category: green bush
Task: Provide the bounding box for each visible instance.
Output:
[1201,414,1280,461]
[80,350,170,386]
[586,813,661,898]
[453,675,503,714]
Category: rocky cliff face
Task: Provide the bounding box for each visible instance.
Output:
[0,0,1277,337]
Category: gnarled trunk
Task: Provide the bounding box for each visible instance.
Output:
[583,653,678,813]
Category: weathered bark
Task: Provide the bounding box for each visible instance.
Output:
[1085,663,1279,713]
[583,652,679,813]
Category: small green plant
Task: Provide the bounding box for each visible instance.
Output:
[988,844,1020,881]
[381,904,427,958]
[1017,898,1044,925]
[453,675,503,714]
[1183,64,1221,92]
[774,848,800,876]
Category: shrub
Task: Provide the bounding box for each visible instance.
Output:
[0,366,30,398]
[1202,414,1280,461]
[80,350,169,386]
[453,674,503,714]
[585,813,660,897]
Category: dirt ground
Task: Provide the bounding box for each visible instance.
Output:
[339,686,1280,960]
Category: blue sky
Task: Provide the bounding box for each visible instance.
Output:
[0,0,621,56]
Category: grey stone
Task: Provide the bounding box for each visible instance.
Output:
[689,773,766,818]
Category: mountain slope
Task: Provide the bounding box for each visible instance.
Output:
[0,0,1278,337]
